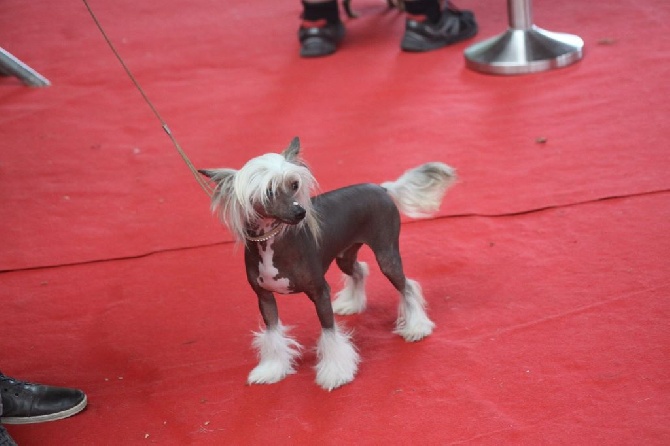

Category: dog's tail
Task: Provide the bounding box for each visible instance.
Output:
[381,162,457,218]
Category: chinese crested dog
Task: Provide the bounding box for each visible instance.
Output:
[199,137,456,391]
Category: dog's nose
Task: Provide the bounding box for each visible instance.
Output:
[295,208,306,220]
[293,203,306,221]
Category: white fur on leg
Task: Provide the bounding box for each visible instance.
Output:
[247,323,302,385]
[332,261,369,315]
[394,279,436,342]
[315,324,360,391]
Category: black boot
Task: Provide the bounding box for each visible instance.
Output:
[299,1,345,57]
[401,1,478,52]
[0,373,87,425]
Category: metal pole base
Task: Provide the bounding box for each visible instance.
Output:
[0,47,50,87]
[464,26,583,75]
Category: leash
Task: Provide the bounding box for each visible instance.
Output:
[82,0,214,198]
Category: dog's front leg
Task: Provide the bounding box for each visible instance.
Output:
[247,290,302,385]
[308,283,360,391]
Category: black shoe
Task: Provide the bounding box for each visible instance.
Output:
[0,373,87,425]
[401,4,478,52]
[298,21,346,58]
[0,425,17,446]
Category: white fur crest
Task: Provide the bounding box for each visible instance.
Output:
[205,151,320,243]
[248,323,303,385]
[315,324,360,391]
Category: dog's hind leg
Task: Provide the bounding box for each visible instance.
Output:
[308,282,360,391]
[247,290,303,385]
[395,278,435,342]
[333,244,369,315]
[373,246,435,342]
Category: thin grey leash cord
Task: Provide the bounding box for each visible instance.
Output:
[82,0,214,197]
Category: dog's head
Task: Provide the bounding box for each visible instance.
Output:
[199,137,320,243]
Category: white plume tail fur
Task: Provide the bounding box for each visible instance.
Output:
[381,162,457,218]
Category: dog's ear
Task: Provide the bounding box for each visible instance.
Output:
[281,137,301,162]
[198,168,236,184]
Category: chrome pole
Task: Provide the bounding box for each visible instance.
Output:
[464,0,584,75]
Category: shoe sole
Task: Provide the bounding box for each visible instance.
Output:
[1,395,87,425]
[401,25,478,52]
[300,37,338,57]
[0,425,17,446]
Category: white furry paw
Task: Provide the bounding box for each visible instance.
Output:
[394,316,435,342]
[248,360,294,384]
[247,324,302,385]
[315,325,360,391]
[332,262,369,315]
[394,279,436,342]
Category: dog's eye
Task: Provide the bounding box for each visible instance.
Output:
[266,188,274,198]
[291,181,299,191]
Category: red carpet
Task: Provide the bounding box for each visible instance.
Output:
[1,0,668,444]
